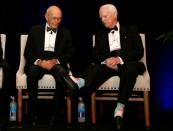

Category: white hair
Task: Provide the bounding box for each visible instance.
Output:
[99,4,118,18]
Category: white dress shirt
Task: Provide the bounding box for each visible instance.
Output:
[34,24,59,65]
[44,24,57,52]
[101,23,124,65]
[108,27,121,51]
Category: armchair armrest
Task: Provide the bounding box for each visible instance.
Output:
[0,68,3,89]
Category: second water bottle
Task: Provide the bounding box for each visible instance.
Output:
[78,97,85,123]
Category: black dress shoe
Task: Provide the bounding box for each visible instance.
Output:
[49,115,65,127]
[49,116,56,127]
[30,116,38,127]
[63,76,79,96]
[114,116,123,130]
[31,121,37,127]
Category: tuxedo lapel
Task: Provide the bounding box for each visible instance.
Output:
[102,31,111,53]
[55,28,61,50]
[39,26,45,53]
[119,26,128,48]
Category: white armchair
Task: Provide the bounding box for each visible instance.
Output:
[16,35,72,124]
[91,34,150,128]
[0,34,6,89]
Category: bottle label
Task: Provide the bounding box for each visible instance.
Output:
[78,104,85,112]
[78,103,85,123]
[10,105,17,113]
[9,97,17,121]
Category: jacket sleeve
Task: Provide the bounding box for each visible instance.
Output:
[24,27,38,65]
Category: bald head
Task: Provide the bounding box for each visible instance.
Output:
[46,6,62,17]
[45,5,62,29]
[99,4,118,29]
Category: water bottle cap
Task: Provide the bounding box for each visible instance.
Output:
[79,97,83,101]
[10,96,15,100]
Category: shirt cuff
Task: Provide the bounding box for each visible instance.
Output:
[101,61,105,64]
[56,59,60,64]
[34,59,41,65]
[118,57,124,65]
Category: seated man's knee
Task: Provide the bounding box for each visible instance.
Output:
[27,65,41,77]
[122,62,139,74]
[53,64,66,75]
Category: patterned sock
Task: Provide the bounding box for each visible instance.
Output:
[70,75,85,89]
[114,102,125,118]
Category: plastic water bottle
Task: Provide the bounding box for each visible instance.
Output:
[78,97,85,123]
[9,96,17,122]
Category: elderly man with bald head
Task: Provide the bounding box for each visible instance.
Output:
[24,5,78,127]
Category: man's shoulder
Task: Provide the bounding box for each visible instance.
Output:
[58,27,70,32]
[120,25,139,32]
[28,25,45,35]
[94,29,106,36]
[58,27,71,35]
[30,25,45,30]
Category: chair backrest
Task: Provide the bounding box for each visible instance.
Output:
[0,34,6,59]
[17,35,28,75]
[139,34,147,68]
[0,34,6,89]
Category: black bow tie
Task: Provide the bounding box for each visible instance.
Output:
[47,27,57,33]
[106,26,118,33]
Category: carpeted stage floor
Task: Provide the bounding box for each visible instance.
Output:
[4,125,173,131]
[1,101,173,131]
[3,119,173,131]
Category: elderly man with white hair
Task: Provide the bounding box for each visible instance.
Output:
[71,3,146,130]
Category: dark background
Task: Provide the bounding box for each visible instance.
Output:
[1,0,173,128]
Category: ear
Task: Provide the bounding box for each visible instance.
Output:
[45,13,48,21]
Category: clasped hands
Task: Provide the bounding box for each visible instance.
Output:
[104,57,120,70]
[37,59,59,70]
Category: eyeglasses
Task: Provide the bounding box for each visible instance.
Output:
[50,16,62,21]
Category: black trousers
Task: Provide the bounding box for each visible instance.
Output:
[81,61,146,105]
[26,64,71,118]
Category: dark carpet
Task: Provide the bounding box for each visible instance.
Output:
[1,100,173,131]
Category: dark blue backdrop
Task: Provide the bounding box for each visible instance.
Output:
[1,0,173,127]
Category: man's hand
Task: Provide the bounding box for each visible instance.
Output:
[45,59,58,70]
[37,60,47,69]
[105,57,120,70]
[37,59,58,70]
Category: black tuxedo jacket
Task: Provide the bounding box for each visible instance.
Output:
[93,25,145,73]
[24,25,74,71]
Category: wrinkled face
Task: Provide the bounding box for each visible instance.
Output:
[99,8,117,29]
[45,7,62,29]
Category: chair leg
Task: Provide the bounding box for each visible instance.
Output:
[17,89,23,123]
[91,91,96,124]
[25,92,29,114]
[66,96,71,123]
[144,91,150,128]
[99,102,104,115]
[137,104,143,119]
